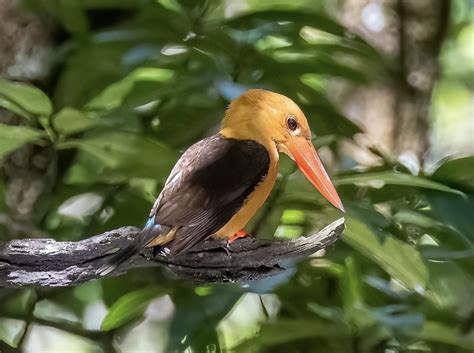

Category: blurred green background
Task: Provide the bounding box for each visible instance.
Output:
[0,0,473,352]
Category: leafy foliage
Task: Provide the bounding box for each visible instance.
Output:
[0,124,45,157]
[0,0,473,352]
[0,78,52,118]
[101,287,163,331]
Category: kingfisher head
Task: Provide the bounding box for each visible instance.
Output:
[221,89,344,212]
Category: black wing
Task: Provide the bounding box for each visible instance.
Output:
[149,134,270,253]
[98,134,270,275]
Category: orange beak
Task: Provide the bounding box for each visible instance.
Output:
[285,137,345,212]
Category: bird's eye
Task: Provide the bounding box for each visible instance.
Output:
[287,116,298,131]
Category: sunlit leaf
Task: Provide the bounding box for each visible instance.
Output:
[0,318,27,348]
[274,225,303,238]
[280,209,305,224]
[0,124,45,157]
[0,79,52,117]
[101,287,162,331]
[344,217,429,293]
[157,0,183,13]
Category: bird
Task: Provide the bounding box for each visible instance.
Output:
[98,89,344,275]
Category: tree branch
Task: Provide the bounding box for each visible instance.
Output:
[0,218,344,288]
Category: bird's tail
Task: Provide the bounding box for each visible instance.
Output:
[97,225,163,276]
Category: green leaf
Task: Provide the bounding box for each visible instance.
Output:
[236,320,350,352]
[0,124,45,157]
[157,0,183,13]
[274,225,304,239]
[341,257,363,310]
[85,67,174,111]
[59,131,177,181]
[55,1,89,34]
[425,261,474,312]
[0,289,37,317]
[169,287,242,351]
[393,209,449,231]
[344,217,429,293]
[419,321,474,350]
[53,108,99,135]
[393,208,473,248]
[0,318,27,348]
[54,43,130,108]
[32,0,89,35]
[426,192,474,243]
[0,78,52,117]
[431,156,474,191]
[334,171,464,196]
[101,287,162,331]
[0,97,32,120]
[226,10,346,36]
[280,209,305,224]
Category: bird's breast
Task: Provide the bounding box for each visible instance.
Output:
[214,157,278,238]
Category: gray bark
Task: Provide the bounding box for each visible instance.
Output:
[0,218,344,288]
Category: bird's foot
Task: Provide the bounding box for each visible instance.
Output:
[220,230,251,256]
[160,247,171,256]
[227,229,251,243]
[151,246,170,258]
